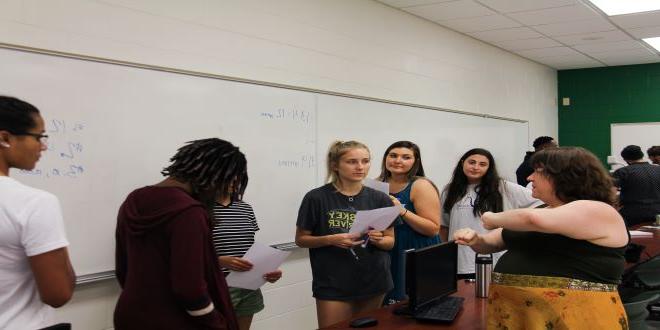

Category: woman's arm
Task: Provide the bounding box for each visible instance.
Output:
[481,200,628,247]
[453,228,506,254]
[29,247,75,307]
[295,227,362,249]
[397,179,440,237]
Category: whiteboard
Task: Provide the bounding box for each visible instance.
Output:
[317,95,528,190]
[611,122,660,165]
[0,46,527,276]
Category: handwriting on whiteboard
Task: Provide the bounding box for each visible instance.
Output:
[16,119,86,179]
[277,155,316,168]
[260,107,312,125]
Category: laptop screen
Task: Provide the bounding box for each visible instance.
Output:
[405,241,458,311]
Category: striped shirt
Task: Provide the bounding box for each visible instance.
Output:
[211,200,259,276]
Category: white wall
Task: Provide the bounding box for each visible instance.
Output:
[0,0,557,329]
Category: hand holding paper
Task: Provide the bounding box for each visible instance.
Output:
[349,205,400,235]
[225,242,291,290]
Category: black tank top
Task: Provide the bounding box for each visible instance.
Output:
[495,229,627,284]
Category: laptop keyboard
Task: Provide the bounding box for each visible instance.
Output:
[415,296,465,322]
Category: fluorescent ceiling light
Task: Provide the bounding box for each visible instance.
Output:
[588,0,660,15]
[644,37,660,52]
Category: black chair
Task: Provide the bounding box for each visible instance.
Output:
[623,292,660,330]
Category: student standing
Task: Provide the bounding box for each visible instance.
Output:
[454,147,629,329]
[613,145,660,226]
[377,141,440,304]
[515,136,557,186]
[114,138,239,330]
[0,96,75,329]
[441,148,539,277]
[295,140,395,328]
[212,186,283,330]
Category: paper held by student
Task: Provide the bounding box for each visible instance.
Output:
[225,242,291,290]
[349,205,400,235]
[363,178,389,196]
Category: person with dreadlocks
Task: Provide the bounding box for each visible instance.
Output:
[211,177,282,330]
[114,138,241,330]
[440,148,540,278]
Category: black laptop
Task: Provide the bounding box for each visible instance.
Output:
[394,241,464,322]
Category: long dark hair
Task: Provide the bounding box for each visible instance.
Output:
[530,147,614,205]
[0,96,41,133]
[377,141,425,181]
[161,138,248,206]
[443,148,503,216]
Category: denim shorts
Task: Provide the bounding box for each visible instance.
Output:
[229,287,265,316]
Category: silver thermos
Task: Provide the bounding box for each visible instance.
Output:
[475,253,493,298]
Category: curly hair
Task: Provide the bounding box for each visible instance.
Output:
[161,138,248,203]
[530,147,614,205]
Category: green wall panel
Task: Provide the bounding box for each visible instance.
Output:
[558,62,660,164]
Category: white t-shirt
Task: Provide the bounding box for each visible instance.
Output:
[0,176,69,330]
[441,180,541,274]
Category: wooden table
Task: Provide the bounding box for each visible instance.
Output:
[323,281,487,329]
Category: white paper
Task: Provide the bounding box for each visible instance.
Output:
[363,178,389,195]
[225,242,291,290]
[629,230,653,237]
[349,205,400,235]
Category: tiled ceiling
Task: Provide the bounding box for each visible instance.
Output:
[376,0,660,69]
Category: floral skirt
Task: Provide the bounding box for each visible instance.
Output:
[488,272,628,330]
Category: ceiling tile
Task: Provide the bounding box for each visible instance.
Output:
[469,27,542,42]
[516,46,584,59]
[552,30,632,46]
[475,0,576,13]
[507,4,600,25]
[404,0,496,21]
[438,14,521,32]
[376,0,455,8]
[535,54,603,69]
[610,11,660,29]
[626,25,660,39]
[532,17,616,36]
[599,57,660,66]
[589,48,659,61]
[494,37,562,50]
[573,40,646,54]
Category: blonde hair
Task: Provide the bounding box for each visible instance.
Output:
[325,140,370,184]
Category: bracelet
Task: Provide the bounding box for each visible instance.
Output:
[401,209,408,217]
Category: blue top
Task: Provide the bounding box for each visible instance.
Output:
[385,178,441,302]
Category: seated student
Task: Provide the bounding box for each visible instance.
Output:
[612,145,660,226]
[376,141,440,305]
[515,136,557,186]
[441,148,539,278]
[454,147,629,329]
[647,145,660,165]
[212,180,283,330]
[295,141,395,328]
[114,138,239,330]
[0,96,76,329]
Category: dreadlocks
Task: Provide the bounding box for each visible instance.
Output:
[161,138,248,203]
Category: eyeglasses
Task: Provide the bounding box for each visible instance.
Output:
[14,132,49,144]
